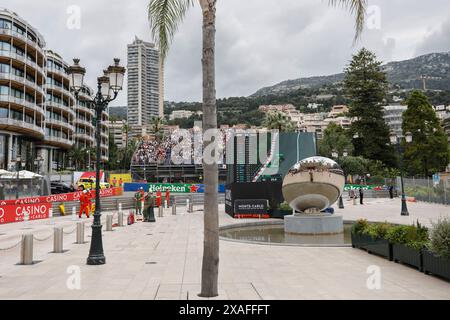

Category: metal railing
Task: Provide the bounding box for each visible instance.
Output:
[400,176,450,205]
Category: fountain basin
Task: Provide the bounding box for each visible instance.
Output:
[284,214,344,235]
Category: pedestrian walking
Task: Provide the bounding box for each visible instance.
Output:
[350,189,356,205]
[389,186,394,199]
[359,187,364,205]
[79,190,90,218]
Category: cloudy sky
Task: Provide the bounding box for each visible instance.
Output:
[6,0,450,105]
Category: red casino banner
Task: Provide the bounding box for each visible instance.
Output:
[0,187,123,206]
[0,202,52,225]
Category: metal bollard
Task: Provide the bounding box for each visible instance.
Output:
[48,208,54,225]
[118,203,122,213]
[158,206,163,218]
[72,206,77,221]
[164,200,168,209]
[53,227,64,253]
[76,222,85,244]
[106,215,113,231]
[172,202,177,215]
[20,234,33,265]
[118,212,124,227]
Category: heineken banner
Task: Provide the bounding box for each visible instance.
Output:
[124,183,226,194]
[344,184,385,191]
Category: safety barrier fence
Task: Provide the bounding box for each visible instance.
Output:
[0,201,189,265]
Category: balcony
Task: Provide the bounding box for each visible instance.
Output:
[42,135,74,149]
[0,72,45,96]
[46,101,76,118]
[74,133,94,143]
[0,51,45,76]
[73,118,94,129]
[46,67,69,81]
[45,84,74,100]
[45,118,75,132]
[75,104,95,116]
[0,95,45,117]
[0,28,45,56]
[0,117,44,137]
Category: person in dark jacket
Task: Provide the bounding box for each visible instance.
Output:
[359,187,364,205]
[389,186,394,199]
[144,191,155,222]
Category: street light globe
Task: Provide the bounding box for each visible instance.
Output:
[343,149,349,157]
[405,132,413,143]
[390,132,398,144]
[98,71,111,100]
[67,58,86,93]
[107,58,126,92]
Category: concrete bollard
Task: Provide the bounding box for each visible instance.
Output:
[20,234,33,265]
[106,215,113,231]
[72,206,77,221]
[76,222,85,244]
[53,227,64,253]
[172,202,177,215]
[118,212,124,227]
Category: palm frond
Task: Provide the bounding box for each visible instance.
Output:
[328,0,368,43]
[148,0,195,61]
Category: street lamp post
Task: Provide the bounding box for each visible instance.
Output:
[390,131,413,216]
[332,149,349,209]
[68,58,125,265]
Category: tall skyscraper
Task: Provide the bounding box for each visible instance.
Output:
[127,37,162,137]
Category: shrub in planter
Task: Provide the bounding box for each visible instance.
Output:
[386,222,429,271]
[351,219,371,249]
[351,221,393,260]
[424,218,450,280]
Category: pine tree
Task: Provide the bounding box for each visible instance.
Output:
[402,91,450,176]
[344,48,396,167]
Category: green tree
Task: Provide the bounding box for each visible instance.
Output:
[149,0,368,298]
[338,156,369,176]
[262,111,295,132]
[402,91,450,176]
[150,117,165,141]
[68,146,85,170]
[345,48,396,167]
[319,123,354,157]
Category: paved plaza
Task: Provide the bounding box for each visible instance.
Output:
[0,198,449,300]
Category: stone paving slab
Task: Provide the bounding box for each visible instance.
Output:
[0,199,449,300]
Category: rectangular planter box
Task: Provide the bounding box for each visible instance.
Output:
[365,238,393,261]
[423,250,450,281]
[392,244,423,271]
[351,233,373,250]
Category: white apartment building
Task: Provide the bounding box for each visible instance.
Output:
[169,110,193,121]
[127,37,162,138]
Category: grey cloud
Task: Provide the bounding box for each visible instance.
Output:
[5,0,450,104]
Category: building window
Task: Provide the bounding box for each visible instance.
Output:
[0,107,8,118]
[0,134,7,169]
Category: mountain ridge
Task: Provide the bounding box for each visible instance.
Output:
[252,51,450,97]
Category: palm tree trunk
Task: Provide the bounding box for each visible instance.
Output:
[199,0,219,298]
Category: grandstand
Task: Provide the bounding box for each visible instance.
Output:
[130,129,317,184]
